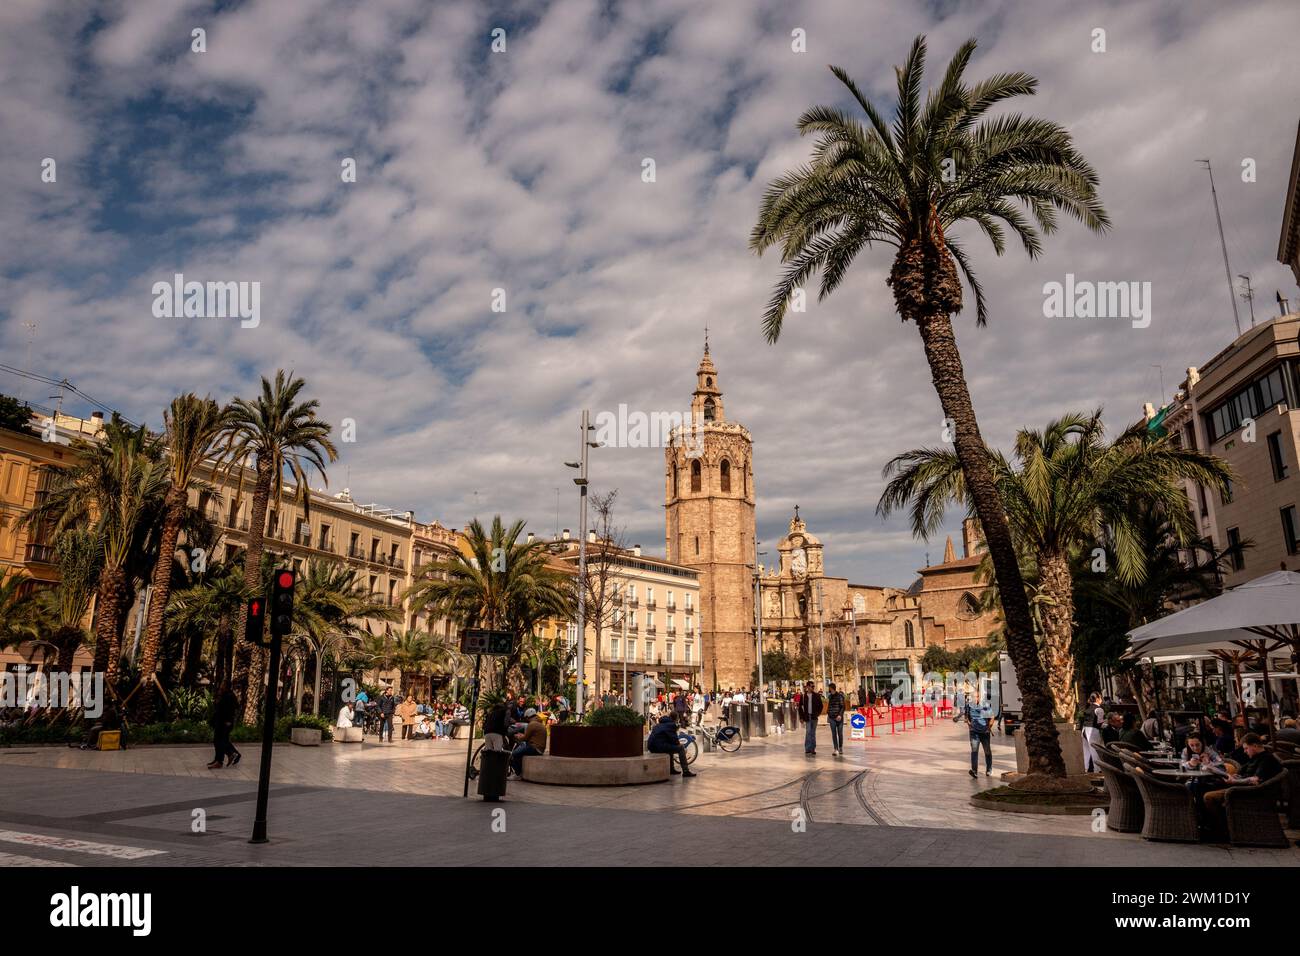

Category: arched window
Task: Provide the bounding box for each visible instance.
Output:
[720,459,731,493]
[958,592,980,619]
[690,459,702,493]
[703,398,716,422]
[904,620,915,648]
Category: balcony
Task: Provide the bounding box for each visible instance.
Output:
[348,546,367,561]
[645,599,656,611]
[646,624,656,635]
[666,601,676,611]
[24,542,56,564]
[626,595,638,607]
[683,604,693,615]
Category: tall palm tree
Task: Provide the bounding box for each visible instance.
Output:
[133,394,231,720]
[749,36,1110,776]
[24,417,169,691]
[406,516,573,693]
[167,556,247,689]
[220,371,337,722]
[879,410,1232,719]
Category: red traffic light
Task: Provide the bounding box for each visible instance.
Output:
[277,571,294,589]
[250,599,263,617]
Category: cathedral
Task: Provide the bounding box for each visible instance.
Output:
[665,343,1001,692]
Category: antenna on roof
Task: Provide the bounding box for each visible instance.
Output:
[1197,159,1242,339]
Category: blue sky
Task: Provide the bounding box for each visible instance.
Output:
[3,0,1299,587]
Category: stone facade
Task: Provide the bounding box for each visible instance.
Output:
[664,345,756,690]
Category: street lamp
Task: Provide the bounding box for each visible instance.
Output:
[754,542,767,698]
[564,408,601,716]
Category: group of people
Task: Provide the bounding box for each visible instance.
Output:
[481,693,557,776]
[335,687,470,743]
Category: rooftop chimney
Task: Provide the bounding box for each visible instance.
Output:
[562,529,570,541]
[1187,367,1200,389]
[633,544,641,557]
[588,530,596,544]
[526,532,535,544]
[1278,290,1291,317]
[1143,402,1156,421]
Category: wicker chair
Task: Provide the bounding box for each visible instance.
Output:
[1273,740,1299,758]
[1116,750,1155,773]
[1096,754,1144,833]
[1131,767,1201,843]
[1109,741,1142,754]
[1280,759,1300,830]
[1223,772,1289,847]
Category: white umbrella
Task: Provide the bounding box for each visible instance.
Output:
[1126,571,1300,725]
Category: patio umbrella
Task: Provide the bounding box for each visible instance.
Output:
[1126,570,1300,731]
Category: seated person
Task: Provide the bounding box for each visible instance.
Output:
[1210,717,1235,755]
[1276,718,1300,745]
[1179,733,1222,770]
[646,714,696,777]
[482,701,509,751]
[509,708,548,776]
[1201,733,1285,832]
[1100,711,1123,745]
[1118,713,1151,749]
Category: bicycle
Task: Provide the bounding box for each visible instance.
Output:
[677,724,741,765]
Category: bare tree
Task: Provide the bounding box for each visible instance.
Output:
[578,490,628,700]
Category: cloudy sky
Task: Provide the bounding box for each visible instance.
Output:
[3,0,1299,588]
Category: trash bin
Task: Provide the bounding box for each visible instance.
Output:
[477,748,509,801]
[749,702,767,737]
[733,702,750,739]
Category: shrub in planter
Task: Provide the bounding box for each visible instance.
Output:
[551,707,646,758]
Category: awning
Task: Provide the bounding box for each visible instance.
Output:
[1126,570,1300,659]
[671,679,690,690]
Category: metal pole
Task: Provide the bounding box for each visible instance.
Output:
[851,607,859,700]
[754,541,764,698]
[249,630,282,844]
[621,580,628,701]
[1198,159,1242,339]
[462,653,482,798]
[817,580,827,690]
[576,409,589,716]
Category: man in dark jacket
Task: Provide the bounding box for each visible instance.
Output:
[378,687,397,742]
[208,682,240,769]
[826,683,846,756]
[672,692,688,727]
[647,714,695,776]
[801,681,824,755]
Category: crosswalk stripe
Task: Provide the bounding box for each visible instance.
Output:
[0,851,78,867]
[0,830,165,860]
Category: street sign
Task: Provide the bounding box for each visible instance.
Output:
[849,711,867,740]
[460,628,514,656]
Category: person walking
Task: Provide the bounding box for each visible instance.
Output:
[800,680,823,755]
[826,682,846,756]
[378,686,397,743]
[208,681,240,769]
[965,695,993,777]
[673,690,688,727]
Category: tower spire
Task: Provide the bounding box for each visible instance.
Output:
[704,325,709,354]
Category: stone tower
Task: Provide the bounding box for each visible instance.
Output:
[665,341,756,690]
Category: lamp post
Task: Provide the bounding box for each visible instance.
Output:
[816,579,828,691]
[754,542,767,698]
[564,409,600,716]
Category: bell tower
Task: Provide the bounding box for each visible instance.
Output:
[665,338,756,690]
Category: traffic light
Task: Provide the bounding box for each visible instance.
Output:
[271,568,295,639]
[245,596,266,646]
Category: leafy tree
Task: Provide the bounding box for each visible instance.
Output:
[0,394,35,435]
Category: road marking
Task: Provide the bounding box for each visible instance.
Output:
[0,830,165,860]
[0,851,77,867]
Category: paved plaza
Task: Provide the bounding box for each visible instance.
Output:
[1,718,1295,866]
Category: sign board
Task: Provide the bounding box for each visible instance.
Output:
[849,711,867,740]
[460,628,515,656]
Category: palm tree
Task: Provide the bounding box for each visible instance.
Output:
[749,36,1110,776]
[879,410,1232,720]
[406,516,573,692]
[133,394,231,720]
[167,557,247,689]
[24,417,169,691]
[32,529,102,672]
[0,572,37,651]
[220,371,337,722]
[291,559,398,712]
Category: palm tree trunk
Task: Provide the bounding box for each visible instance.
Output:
[896,237,1065,777]
[1037,549,1077,722]
[52,626,82,674]
[94,567,129,693]
[133,490,186,721]
[234,461,273,723]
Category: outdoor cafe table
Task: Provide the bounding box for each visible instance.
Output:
[1152,769,1217,779]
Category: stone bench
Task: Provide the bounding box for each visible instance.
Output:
[520,754,671,786]
[336,726,363,743]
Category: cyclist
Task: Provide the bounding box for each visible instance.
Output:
[648,713,696,776]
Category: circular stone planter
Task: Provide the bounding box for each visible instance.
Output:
[548,724,644,758]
